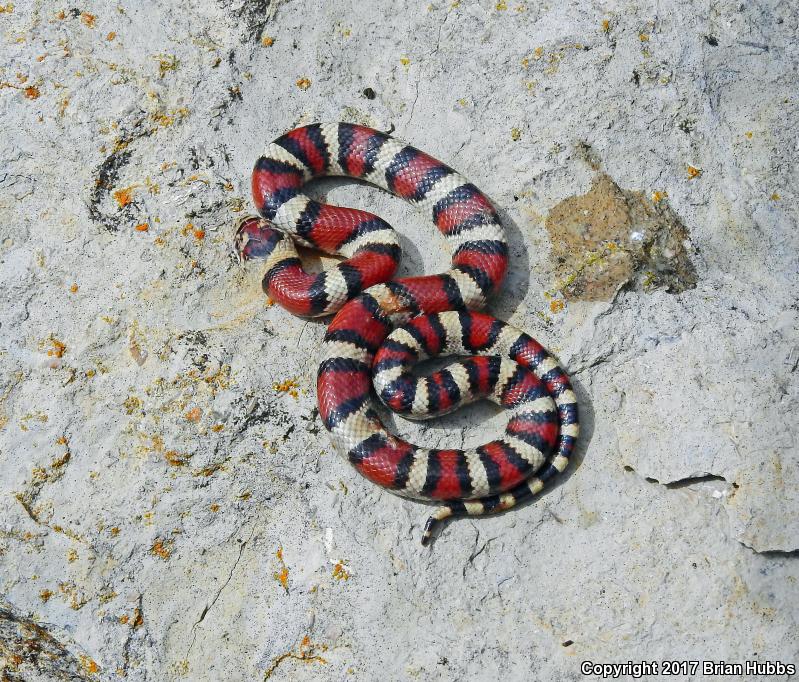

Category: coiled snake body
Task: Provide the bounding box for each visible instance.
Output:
[235,122,579,544]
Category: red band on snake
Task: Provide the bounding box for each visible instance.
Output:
[234,122,579,545]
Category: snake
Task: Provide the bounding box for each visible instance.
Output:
[234,122,579,545]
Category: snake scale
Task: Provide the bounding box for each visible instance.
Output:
[234,122,579,545]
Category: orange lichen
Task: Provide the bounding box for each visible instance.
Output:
[549,299,565,314]
[132,608,143,628]
[332,561,351,580]
[80,12,95,27]
[47,337,66,358]
[296,77,311,90]
[273,378,299,399]
[150,538,172,560]
[193,460,224,477]
[602,19,610,32]
[261,36,274,47]
[24,85,40,99]
[39,588,54,602]
[118,614,129,624]
[113,186,134,207]
[209,503,220,512]
[192,228,205,240]
[69,283,79,293]
[165,450,191,466]
[110,527,120,536]
[185,407,202,422]
[79,655,99,675]
[274,548,289,590]
[651,190,667,203]
[107,31,116,40]
[135,223,149,232]
[264,637,327,678]
[686,165,702,179]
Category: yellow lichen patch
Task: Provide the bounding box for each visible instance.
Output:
[123,396,142,415]
[150,538,172,560]
[602,19,611,32]
[745,131,753,139]
[112,186,134,207]
[110,527,120,536]
[495,1,507,9]
[549,299,565,314]
[770,192,780,201]
[0,4,14,13]
[98,590,116,604]
[211,423,224,432]
[67,548,78,563]
[534,46,544,59]
[332,561,351,580]
[151,107,189,129]
[510,127,521,141]
[651,190,667,204]
[59,582,88,610]
[399,57,410,66]
[274,547,289,591]
[118,614,129,625]
[209,503,220,512]
[155,54,179,78]
[639,33,649,41]
[80,12,96,28]
[185,407,202,422]
[686,165,702,179]
[132,608,143,628]
[296,77,311,90]
[273,378,299,399]
[39,588,54,602]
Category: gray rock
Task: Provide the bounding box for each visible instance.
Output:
[0,1,796,679]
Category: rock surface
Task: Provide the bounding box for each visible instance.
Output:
[1,1,797,680]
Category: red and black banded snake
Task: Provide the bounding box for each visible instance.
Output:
[234,122,579,545]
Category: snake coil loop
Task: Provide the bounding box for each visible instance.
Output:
[236,122,579,545]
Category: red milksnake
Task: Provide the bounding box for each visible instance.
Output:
[234,122,579,545]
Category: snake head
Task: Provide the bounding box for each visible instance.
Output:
[233,216,285,263]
